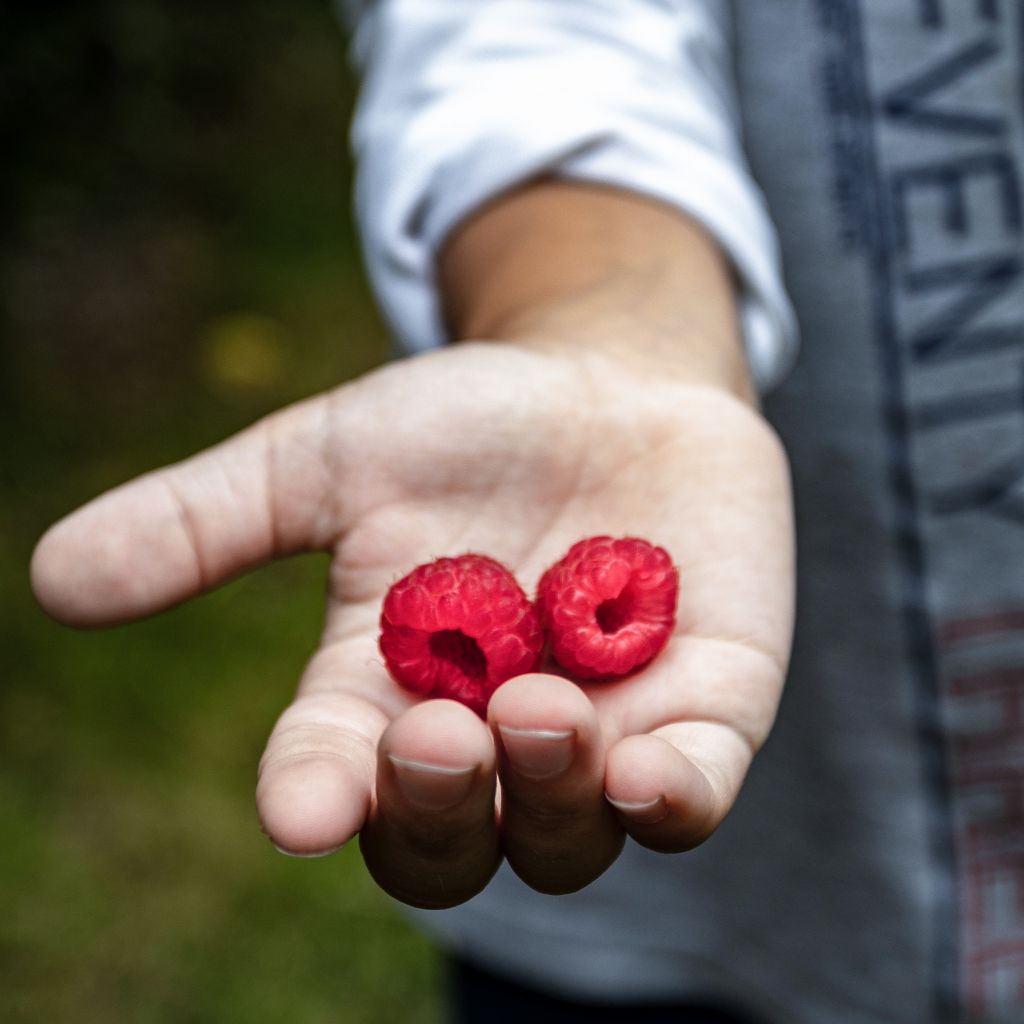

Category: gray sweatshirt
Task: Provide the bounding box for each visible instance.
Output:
[340,2,1024,1021]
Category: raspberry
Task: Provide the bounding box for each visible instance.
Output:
[537,537,678,680]
[379,554,543,716]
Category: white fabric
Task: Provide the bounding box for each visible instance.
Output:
[340,0,798,390]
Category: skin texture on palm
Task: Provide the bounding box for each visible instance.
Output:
[31,339,793,909]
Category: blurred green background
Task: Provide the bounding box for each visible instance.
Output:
[2,2,443,1021]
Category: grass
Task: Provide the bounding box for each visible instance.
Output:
[2,2,444,1020]
[3,564,442,1024]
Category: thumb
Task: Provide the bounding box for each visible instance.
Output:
[31,392,342,627]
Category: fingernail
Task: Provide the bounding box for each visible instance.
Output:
[499,726,575,780]
[606,794,668,825]
[388,755,477,809]
[272,842,343,859]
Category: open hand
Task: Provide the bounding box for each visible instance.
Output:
[32,339,793,907]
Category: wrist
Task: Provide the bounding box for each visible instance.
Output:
[438,179,756,405]
[480,293,756,406]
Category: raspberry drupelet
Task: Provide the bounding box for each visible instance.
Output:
[379,554,543,717]
[537,536,678,680]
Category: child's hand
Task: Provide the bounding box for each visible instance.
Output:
[31,338,792,908]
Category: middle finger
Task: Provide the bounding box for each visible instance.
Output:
[360,699,501,909]
[489,674,624,894]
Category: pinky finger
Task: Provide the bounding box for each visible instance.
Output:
[603,722,754,853]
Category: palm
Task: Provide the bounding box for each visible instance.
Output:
[32,340,792,906]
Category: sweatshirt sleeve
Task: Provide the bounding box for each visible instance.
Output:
[336,0,798,391]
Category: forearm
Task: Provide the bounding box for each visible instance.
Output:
[437,179,755,405]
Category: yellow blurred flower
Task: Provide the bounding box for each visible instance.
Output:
[199,312,289,394]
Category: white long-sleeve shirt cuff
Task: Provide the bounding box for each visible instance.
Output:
[343,0,798,391]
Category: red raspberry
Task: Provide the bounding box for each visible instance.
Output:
[537,537,678,680]
[379,554,543,716]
